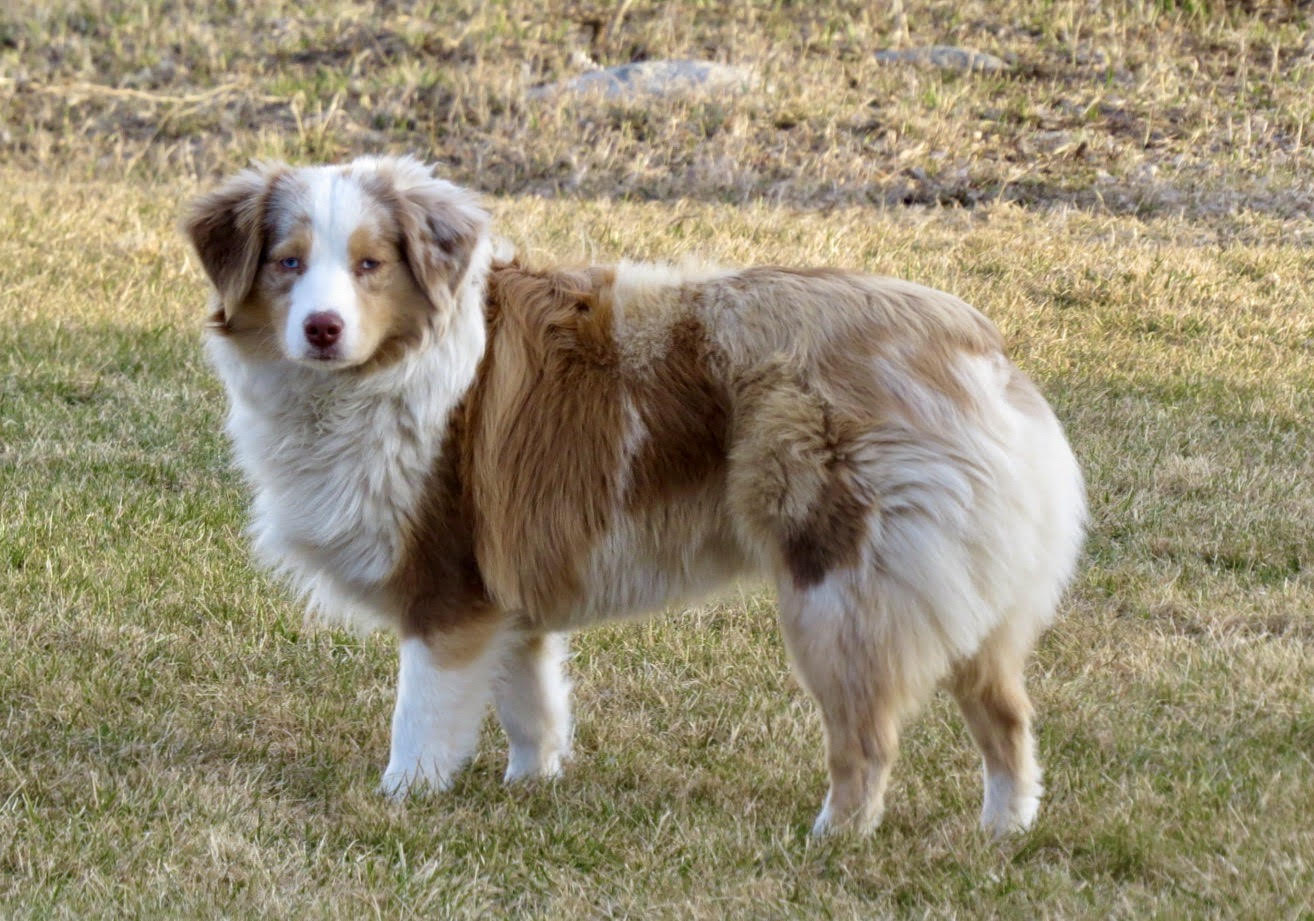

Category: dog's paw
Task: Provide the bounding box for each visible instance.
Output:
[377,763,452,800]
[809,807,838,838]
[503,745,567,784]
[979,775,1041,837]
[980,794,1040,837]
[808,793,883,837]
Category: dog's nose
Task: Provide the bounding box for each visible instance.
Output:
[304,311,344,348]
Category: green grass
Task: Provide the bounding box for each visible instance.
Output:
[2,177,1311,919]
[2,1,1314,917]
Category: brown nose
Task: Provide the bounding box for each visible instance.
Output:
[303,311,343,348]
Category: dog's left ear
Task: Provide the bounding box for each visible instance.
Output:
[383,157,489,316]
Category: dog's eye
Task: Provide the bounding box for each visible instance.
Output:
[358,258,381,273]
[278,257,302,271]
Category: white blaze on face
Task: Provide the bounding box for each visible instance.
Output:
[283,170,372,365]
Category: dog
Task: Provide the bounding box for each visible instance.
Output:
[185,155,1085,836]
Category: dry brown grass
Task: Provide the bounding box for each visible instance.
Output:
[3,0,1313,219]
[2,1,1313,918]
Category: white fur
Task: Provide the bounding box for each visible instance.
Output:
[575,500,747,628]
[380,634,507,797]
[811,791,841,837]
[207,224,492,628]
[981,769,1042,836]
[281,171,373,364]
[495,633,573,782]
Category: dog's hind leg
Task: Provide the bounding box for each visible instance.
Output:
[948,623,1043,836]
[379,615,509,798]
[777,574,921,836]
[495,632,573,783]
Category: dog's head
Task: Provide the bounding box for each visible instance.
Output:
[184,156,488,369]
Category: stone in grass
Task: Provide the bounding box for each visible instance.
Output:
[527,59,756,102]
[874,45,1009,74]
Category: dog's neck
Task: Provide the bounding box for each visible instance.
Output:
[209,249,492,625]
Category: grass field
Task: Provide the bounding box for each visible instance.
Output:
[2,1,1314,918]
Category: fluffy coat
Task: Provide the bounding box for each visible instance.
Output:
[186,156,1085,835]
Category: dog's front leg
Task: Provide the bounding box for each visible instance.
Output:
[379,618,508,798]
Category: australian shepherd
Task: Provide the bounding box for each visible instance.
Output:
[185,155,1085,836]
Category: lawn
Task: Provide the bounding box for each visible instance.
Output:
[2,2,1313,918]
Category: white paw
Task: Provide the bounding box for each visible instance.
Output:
[503,745,567,784]
[808,792,883,837]
[377,762,452,800]
[809,798,838,837]
[980,774,1041,836]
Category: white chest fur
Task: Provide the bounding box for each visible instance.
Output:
[207,304,484,627]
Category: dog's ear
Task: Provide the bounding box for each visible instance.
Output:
[184,163,284,321]
[383,157,489,316]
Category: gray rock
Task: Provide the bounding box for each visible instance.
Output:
[527,59,755,102]
[874,45,1009,74]
[1032,129,1077,153]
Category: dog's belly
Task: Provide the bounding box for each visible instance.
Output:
[553,497,751,629]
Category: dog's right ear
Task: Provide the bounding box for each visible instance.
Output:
[183,164,283,321]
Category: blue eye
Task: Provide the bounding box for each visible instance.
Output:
[358,258,380,272]
[278,257,301,270]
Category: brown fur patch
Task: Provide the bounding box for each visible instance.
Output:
[1005,364,1051,417]
[424,608,506,668]
[728,368,876,590]
[948,651,1035,785]
[904,342,977,414]
[625,313,730,508]
[265,219,312,265]
[211,204,307,358]
[359,168,486,319]
[468,265,627,618]
[707,266,1005,432]
[781,450,873,589]
[742,266,854,283]
[183,163,286,320]
[190,171,303,355]
[214,282,280,357]
[732,266,1002,356]
[206,200,303,359]
[345,219,439,374]
[387,396,495,640]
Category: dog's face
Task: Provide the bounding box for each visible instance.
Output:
[185,156,488,369]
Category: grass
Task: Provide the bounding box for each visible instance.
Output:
[3,0,1314,218]
[2,1,1313,918]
